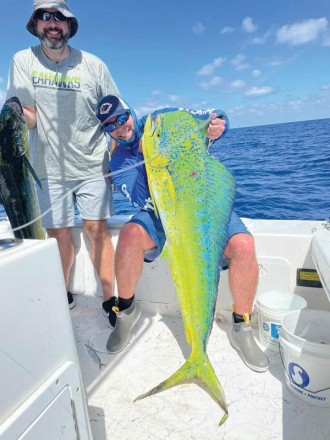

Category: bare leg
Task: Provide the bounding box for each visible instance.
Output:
[224,233,259,314]
[83,219,115,302]
[106,222,155,353]
[116,222,156,299]
[47,227,74,290]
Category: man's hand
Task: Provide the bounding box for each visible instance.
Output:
[207,113,226,140]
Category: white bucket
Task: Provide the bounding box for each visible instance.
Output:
[256,292,307,351]
[279,309,330,407]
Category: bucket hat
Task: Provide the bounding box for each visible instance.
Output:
[26,0,78,38]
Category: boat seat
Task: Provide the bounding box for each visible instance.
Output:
[312,228,330,302]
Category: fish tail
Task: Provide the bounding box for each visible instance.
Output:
[134,350,228,425]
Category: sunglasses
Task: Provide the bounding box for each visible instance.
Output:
[35,10,67,22]
[103,111,130,133]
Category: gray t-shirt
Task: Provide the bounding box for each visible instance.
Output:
[6,45,119,180]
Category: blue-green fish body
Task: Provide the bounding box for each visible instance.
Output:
[136,110,235,424]
[0,97,44,239]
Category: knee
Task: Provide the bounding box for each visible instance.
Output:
[118,223,144,248]
[225,233,256,261]
[47,227,71,241]
[84,220,108,243]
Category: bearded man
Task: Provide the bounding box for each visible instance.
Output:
[6,0,119,309]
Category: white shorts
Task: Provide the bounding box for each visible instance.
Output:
[37,177,115,228]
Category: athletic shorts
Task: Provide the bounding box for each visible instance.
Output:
[128,210,250,263]
[37,177,114,228]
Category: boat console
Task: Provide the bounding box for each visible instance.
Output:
[0,239,92,439]
[312,226,330,302]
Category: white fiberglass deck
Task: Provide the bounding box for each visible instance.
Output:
[71,295,330,440]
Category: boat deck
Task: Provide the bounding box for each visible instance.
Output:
[71,295,330,440]
[1,218,329,439]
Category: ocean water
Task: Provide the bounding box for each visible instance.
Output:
[214,117,330,220]
[1,118,329,222]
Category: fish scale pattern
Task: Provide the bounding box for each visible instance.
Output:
[138,110,235,425]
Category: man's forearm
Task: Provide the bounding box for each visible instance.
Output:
[23,104,37,129]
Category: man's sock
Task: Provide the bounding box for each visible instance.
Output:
[103,295,135,327]
[233,311,251,324]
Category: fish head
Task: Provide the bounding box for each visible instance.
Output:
[142,113,170,168]
[142,110,209,168]
[0,97,28,164]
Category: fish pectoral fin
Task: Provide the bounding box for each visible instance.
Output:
[150,170,177,220]
[23,157,42,189]
[134,350,228,425]
[155,171,177,212]
[164,171,176,207]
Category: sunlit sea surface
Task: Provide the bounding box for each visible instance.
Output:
[1,118,329,223]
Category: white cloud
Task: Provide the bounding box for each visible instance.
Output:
[220,26,234,34]
[317,83,330,102]
[136,100,170,117]
[230,54,249,71]
[242,17,258,34]
[168,95,181,103]
[235,63,249,71]
[227,83,330,127]
[245,86,274,97]
[251,70,261,78]
[196,57,226,76]
[230,80,246,89]
[287,99,304,110]
[199,76,223,90]
[193,22,205,34]
[231,55,246,66]
[250,31,271,45]
[276,18,328,46]
[264,59,283,68]
[135,95,212,117]
[321,84,330,91]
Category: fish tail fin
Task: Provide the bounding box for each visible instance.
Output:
[134,350,228,425]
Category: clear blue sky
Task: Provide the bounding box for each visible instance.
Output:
[1,0,329,128]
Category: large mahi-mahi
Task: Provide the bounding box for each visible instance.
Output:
[136,110,235,425]
[0,97,44,239]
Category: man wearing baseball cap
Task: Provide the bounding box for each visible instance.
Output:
[6,0,120,310]
[94,95,270,374]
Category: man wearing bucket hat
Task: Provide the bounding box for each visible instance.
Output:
[6,0,120,310]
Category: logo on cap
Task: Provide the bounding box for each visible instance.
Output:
[100,103,113,115]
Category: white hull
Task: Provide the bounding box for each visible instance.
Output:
[1,216,329,440]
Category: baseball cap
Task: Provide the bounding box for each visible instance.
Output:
[26,0,78,38]
[95,95,129,126]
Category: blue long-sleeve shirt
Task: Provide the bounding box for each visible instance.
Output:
[110,107,229,211]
